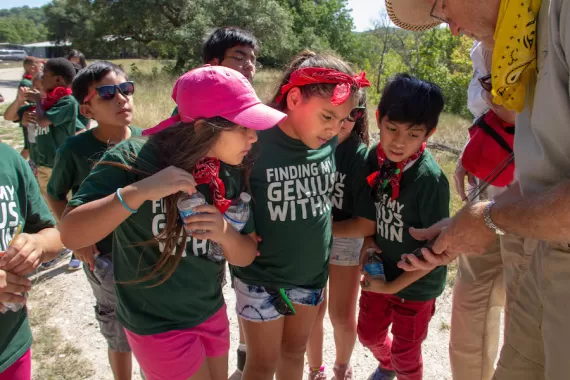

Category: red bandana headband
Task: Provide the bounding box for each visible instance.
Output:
[275,68,371,105]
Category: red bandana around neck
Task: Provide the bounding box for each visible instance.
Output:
[275,68,371,105]
[192,158,231,213]
[23,74,33,80]
[366,142,426,200]
[42,87,72,111]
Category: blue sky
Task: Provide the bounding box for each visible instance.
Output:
[2,0,385,32]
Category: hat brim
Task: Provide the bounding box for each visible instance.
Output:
[386,0,442,32]
[224,102,287,131]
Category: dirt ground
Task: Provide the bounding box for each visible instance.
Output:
[27,260,457,380]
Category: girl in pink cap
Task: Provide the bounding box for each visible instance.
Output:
[230,50,370,380]
[58,65,286,380]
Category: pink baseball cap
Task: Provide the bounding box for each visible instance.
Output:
[143,65,286,135]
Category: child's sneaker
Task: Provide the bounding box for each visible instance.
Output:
[368,367,396,380]
[333,364,353,380]
[68,257,82,271]
[308,366,327,380]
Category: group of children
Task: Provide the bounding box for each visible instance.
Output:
[0,26,450,380]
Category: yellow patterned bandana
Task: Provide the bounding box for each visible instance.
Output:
[491,0,542,112]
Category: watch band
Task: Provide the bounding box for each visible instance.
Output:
[484,201,504,235]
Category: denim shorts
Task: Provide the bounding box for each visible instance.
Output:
[233,278,324,322]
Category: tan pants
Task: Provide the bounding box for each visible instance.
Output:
[450,234,531,380]
[36,165,53,205]
[493,239,570,380]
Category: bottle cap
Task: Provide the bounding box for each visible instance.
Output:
[240,192,252,203]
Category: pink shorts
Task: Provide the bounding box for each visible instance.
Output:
[124,305,229,380]
[0,349,31,380]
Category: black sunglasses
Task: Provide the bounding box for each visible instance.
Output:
[266,288,296,316]
[84,81,135,103]
[347,106,366,122]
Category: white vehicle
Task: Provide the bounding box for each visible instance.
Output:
[0,50,28,61]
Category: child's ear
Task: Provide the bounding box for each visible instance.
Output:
[425,128,436,140]
[286,88,302,110]
[208,58,221,66]
[375,109,381,126]
[80,104,95,119]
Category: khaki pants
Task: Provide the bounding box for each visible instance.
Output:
[36,165,53,205]
[493,239,570,380]
[450,234,531,380]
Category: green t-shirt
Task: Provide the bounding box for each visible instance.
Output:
[18,78,32,88]
[15,104,33,152]
[331,134,373,222]
[171,106,178,116]
[0,143,56,372]
[231,126,337,290]
[362,145,450,301]
[68,139,254,335]
[47,126,142,256]
[31,95,86,168]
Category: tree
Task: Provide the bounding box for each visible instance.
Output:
[0,6,48,43]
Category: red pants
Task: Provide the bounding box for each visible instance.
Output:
[357,291,435,380]
[0,349,31,380]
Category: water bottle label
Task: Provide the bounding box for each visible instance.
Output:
[179,209,205,220]
[364,262,385,277]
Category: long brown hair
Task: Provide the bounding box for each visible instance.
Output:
[352,89,370,146]
[99,117,242,286]
[271,50,360,111]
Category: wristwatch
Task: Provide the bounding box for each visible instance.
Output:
[483,201,505,235]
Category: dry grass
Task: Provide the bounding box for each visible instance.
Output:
[28,289,95,380]
[0,61,24,69]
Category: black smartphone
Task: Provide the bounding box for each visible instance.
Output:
[405,236,437,264]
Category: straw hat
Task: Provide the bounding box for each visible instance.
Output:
[385,0,442,32]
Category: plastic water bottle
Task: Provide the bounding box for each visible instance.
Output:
[224,192,252,232]
[208,192,252,262]
[93,254,112,280]
[177,192,207,234]
[363,249,386,282]
[26,122,37,143]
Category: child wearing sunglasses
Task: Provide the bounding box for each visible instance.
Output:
[333,74,449,380]
[46,61,140,379]
[229,50,370,380]
[59,65,286,380]
[306,90,372,380]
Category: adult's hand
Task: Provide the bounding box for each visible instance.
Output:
[454,158,477,201]
[398,202,497,271]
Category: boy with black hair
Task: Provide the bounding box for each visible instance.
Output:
[333,73,449,380]
[203,26,259,82]
[21,57,88,203]
[171,26,259,117]
[47,61,139,380]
